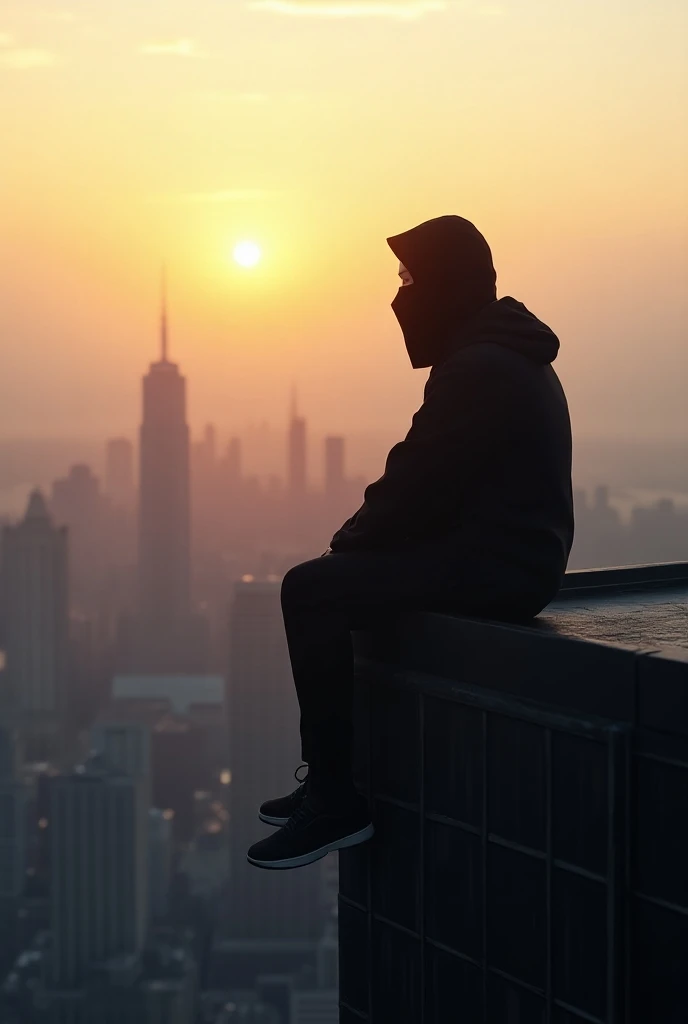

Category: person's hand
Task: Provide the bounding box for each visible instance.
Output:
[321,547,333,557]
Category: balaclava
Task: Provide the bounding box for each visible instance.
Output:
[388,215,497,368]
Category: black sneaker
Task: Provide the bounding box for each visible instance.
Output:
[247,794,374,870]
[258,764,309,826]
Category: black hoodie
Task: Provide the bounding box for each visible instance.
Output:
[330,290,575,600]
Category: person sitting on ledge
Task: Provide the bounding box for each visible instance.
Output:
[248,214,574,871]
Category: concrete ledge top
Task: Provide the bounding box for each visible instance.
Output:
[538,562,688,651]
[354,563,688,733]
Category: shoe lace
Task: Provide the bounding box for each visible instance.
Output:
[294,763,309,784]
[284,800,314,832]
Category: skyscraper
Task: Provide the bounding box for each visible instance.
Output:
[51,463,102,525]
[125,277,207,671]
[50,463,110,612]
[223,437,242,484]
[138,278,191,625]
[148,807,173,922]
[0,491,68,760]
[91,720,151,781]
[226,580,323,947]
[49,764,148,987]
[324,436,345,501]
[288,391,307,497]
[0,726,26,901]
[105,437,135,510]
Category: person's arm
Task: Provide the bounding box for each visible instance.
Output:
[330,355,509,553]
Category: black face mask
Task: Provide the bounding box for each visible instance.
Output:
[391,284,455,369]
[387,215,498,369]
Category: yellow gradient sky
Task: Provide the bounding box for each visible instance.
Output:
[1,0,686,440]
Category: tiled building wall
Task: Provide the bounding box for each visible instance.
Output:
[339,617,688,1024]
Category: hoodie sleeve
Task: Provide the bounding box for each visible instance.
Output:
[330,353,509,553]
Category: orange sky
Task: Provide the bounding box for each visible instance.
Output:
[1,0,687,442]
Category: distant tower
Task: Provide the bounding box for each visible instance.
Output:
[105,438,135,509]
[288,390,307,496]
[203,423,217,464]
[0,491,68,760]
[148,808,173,922]
[91,721,151,921]
[49,765,148,987]
[324,436,345,500]
[0,727,27,901]
[224,437,242,483]
[119,273,209,672]
[125,272,213,672]
[51,464,102,525]
[50,464,106,610]
[138,271,190,622]
[226,580,323,946]
[191,423,218,523]
[192,423,217,482]
[91,720,151,802]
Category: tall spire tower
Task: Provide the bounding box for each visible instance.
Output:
[160,265,169,363]
[130,276,200,670]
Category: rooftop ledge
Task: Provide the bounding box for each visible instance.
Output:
[339,562,688,1024]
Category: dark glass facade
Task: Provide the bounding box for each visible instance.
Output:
[339,563,688,1024]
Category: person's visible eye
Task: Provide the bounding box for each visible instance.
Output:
[398,264,414,287]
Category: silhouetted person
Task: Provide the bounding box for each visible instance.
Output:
[248,215,574,870]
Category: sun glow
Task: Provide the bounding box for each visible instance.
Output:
[233,240,262,268]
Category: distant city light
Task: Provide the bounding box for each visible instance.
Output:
[241,574,255,583]
[162,809,175,820]
[0,650,6,671]
[38,818,48,829]
[220,770,231,785]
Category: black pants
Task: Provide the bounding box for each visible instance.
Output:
[281,543,551,793]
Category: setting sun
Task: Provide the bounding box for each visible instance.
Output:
[233,241,262,269]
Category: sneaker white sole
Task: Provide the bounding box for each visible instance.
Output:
[247,822,374,870]
[258,812,290,827]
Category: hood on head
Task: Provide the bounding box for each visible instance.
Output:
[387,215,498,368]
[387,214,496,290]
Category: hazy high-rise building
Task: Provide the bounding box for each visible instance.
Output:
[226,580,323,945]
[49,765,148,987]
[51,463,102,525]
[0,726,20,780]
[125,280,208,671]
[138,284,191,625]
[105,437,135,509]
[148,807,172,921]
[91,720,151,780]
[0,491,68,759]
[324,436,345,500]
[91,720,151,882]
[192,423,217,494]
[50,463,110,612]
[0,781,26,901]
[0,727,26,901]
[91,719,152,815]
[223,437,242,484]
[201,423,217,465]
[288,392,307,496]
